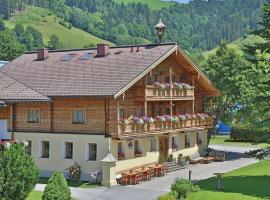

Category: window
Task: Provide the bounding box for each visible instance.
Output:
[25,140,32,155]
[180,75,185,81]
[165,76,170,83]
[172,75,176,83]
[185,134,191,148]
[196,132,203,146]
[41,141,49,158]
[147,74,157,85]
[155,107,161,116]
[118,142,125,159]
[72,109,86,124]
[165,108,171,115]
[135,107,143,117]
[27,109,39,123]
[172,137,178,150]
[65,142,73,159]
[88,143,97,161]
[119,109,126,119]
[179,106,186,114]
[150,138,157,152]
[134,140,142,156]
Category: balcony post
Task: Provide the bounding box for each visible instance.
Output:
[192,100,195,114]
[144,100,147,116]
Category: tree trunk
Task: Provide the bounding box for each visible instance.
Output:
[207,105,225,145]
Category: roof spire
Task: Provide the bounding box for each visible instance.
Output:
[155,18,166,43]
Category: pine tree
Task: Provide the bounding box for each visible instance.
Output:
[243,0,270,62]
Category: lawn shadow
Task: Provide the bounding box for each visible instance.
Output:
[195,175,270,199]
[223,139,270,147]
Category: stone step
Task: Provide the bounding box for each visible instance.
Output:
[165,162,184,172]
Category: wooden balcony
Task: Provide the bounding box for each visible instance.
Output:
[146,85,194,101]
[109,118,213,139]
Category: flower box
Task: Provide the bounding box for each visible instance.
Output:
[172,144,178,152]
[118,153,126,160]
[185,143,190,148]
[134,152,143,157]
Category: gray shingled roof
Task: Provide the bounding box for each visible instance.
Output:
[0,71,50,102]
[1,43,177,97]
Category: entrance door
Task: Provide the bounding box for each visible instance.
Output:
[159,137,169,161]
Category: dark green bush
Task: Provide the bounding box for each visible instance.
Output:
[171,179,199,200]
[42,171,71,200]
[230,126,270,142]
[167,154,173,162]
[0,143,39,200]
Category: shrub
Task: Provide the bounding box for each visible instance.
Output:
[167,154,173,162]
[42,171,71,200]
[158,192,175,200]
[0,143,39,200]
[230,126,270,142]
[171,179,199,200]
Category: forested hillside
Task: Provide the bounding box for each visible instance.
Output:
[0,0,264,51]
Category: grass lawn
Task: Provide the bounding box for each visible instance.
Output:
[38,177,101,188]
[5,7,113,49]
[27,191,43,200]
[114,0,174,10]
[188,160,270,200]
[210,135,270,148]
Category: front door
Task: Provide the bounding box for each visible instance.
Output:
[159,137,169,162]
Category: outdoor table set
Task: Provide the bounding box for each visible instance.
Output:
[119,163,167,185]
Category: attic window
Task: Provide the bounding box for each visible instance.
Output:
[61,53,77,61]
[78,53,94,60]
[114,50,123,55]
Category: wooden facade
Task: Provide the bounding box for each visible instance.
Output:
[4,50,215,138]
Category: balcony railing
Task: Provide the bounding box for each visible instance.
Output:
[109,117,213,138]
[146,85,194,100]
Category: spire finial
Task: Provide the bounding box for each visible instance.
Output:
[155,18,166,43]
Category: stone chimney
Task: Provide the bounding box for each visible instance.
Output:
[97,44,109,57]
[37,48,49,60]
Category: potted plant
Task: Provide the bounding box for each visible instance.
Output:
[167,154,173,162]
[184,156,190,164]
[143,116,155,131]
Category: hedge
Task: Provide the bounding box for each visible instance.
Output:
[230,126,270,142]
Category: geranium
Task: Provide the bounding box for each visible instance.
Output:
[118,152,125,157]
[173,116,180,123]
[165,83,173,89]
[185,114,193,119]
[156,115,166,122]
[133,117,144,125]
[121,119,129,125]
[154,81,166,89]
[177,115,186,121]
[143,116,155,124]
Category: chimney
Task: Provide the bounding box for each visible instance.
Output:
[37,48,49,60]
[97,44,109,57]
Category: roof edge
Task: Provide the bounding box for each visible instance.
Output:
[24,42,177,54]
[113,44,178,99]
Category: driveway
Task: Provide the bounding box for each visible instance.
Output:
[35,146,258,200]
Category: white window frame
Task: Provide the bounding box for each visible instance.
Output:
[63,142,73,159]
[40,140,50,158]
[86,143,97,161]
[27,108,40,123]
[71,109,86,125]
